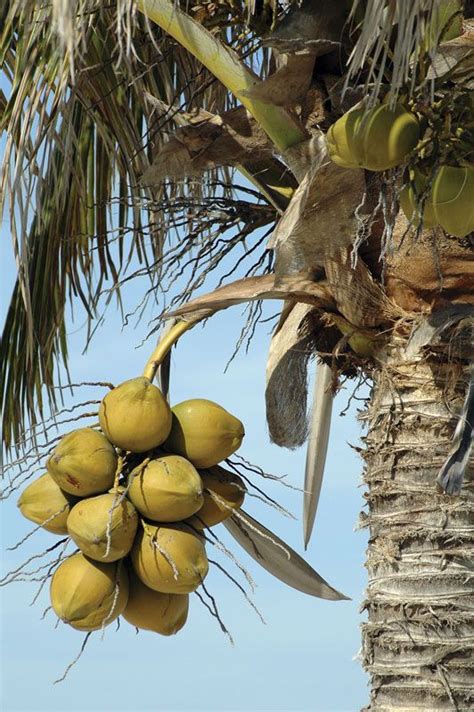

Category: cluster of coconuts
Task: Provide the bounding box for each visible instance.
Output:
[18,376,246,636]
[327,102,474,237]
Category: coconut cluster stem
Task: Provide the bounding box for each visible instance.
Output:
[143,319,195,383]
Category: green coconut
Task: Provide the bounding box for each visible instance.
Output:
[122,570,189,635]
[131,521,208,594]
[349,103,420,171]
[128,455,204,522]
[399,168,437,228]
[17,473,77,534]
[326,107,364,169]
[50,553,129,631]
[99,377,172,453]
[432,164,474,237]
[187,466,246,529]
[47,428,117,497]
[164,399,245,468]
[67,489,138,562]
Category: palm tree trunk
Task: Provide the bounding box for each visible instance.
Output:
[360,348,474,711]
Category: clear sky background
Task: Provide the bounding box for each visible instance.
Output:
[1,151,370,710]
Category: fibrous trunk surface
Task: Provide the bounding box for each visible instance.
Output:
[361,349,474,711]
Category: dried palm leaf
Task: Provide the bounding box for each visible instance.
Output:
[272,137,366,272]
[325,250,390,328]
[265,302,318,448]
[262,0,350,56]
[303,362,333,548]
[142,95,297,211]
[167,273,335,322]
[224,508,349,600]
[240,53,316,106]
[427,19,474,86]
[141,106,275,182]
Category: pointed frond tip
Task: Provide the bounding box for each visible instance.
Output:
[303,363,334,549]
[225,509,349,601]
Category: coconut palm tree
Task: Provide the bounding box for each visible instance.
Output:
[1,1,473,709]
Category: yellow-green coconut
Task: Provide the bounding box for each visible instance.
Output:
[47,428,117,497]
[353,104,420,171]
[122,571,189,635]
[50,553,129,631]
[17,473,77,534]
[326,107,364,169]
[67,490,138,562]
[187,466,246,529]
[131,521,208,594]
[164,399,244,468]
[329,103,420,172]
[128,455,204,522]
[99,377,172,453]
[431,164,474,237]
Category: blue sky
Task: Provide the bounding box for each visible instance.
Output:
[1,144,370,711]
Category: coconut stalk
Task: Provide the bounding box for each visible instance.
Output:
[360,345,474,711]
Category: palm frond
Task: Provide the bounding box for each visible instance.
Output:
[1,1,283,451]
[345,0,465,105]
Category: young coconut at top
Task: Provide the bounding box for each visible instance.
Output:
[47,428,117,497]
[131,521,208,594]
[99,377,172,453]
[66,488,138,563]
[50,552,129,631]
[128,454,204,522]
[164,399,245,468]
[17,472,78,534]
[122,569,189,635]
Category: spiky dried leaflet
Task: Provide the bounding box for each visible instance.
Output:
[164,399,244,468]
[17,473,78,534]
[131,521,209,594]
[67,489,138,562]
[99,377,172,453]
[47,428,117,496]
[122,570,189,635]
[128,455,204,522]
[50,553,129,631]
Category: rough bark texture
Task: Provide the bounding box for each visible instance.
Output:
[360,346,474,711]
